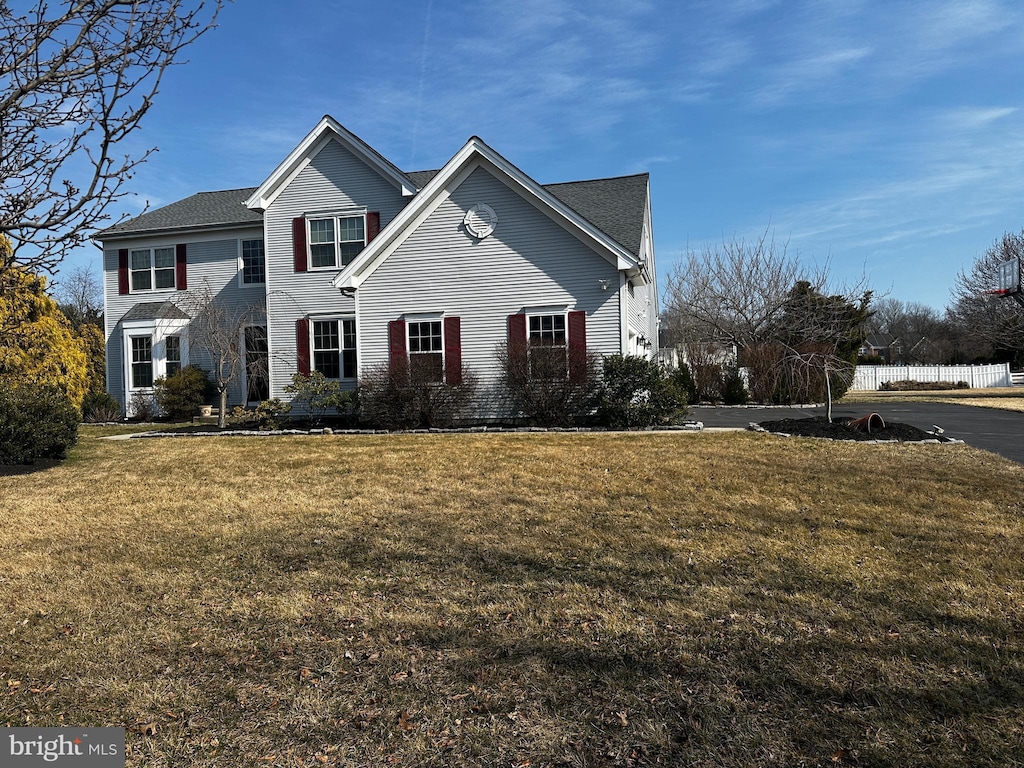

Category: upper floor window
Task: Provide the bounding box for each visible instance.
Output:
[241,239,266,284]
[130,247,176,291]
[408,320,443,383]
[308,215,365,269]
[312,318,357,379]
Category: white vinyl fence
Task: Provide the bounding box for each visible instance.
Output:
[850,363,1012,391]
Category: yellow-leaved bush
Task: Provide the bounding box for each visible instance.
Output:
[0,237,88,408]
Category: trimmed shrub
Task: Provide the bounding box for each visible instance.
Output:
[0,385,79,464]
[221,401,290,429]
[81,390,122,423]
[495,341,602,427]
[129,390,156,422]
[284,372,352,426]
[597,355,688,428]
[154,365,213,419]
[254,398,289,429]
[358,361,479,430]
[879,379,970,392]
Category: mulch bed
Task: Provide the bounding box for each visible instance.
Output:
[755,416,946,442]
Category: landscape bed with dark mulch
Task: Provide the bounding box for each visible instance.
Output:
[755,416,948,442]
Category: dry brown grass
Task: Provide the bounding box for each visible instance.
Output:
[2,429,1023,767]
[843,387,1024,412]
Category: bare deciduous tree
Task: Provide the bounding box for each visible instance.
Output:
[1,0,222,274]
[948,230,1024,365]
[51,263,103,327]
[181,281,263,429]
[662,229,812,349]
[867,297,959,364]
[664,229,872,415]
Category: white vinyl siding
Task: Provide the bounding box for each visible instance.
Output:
[103,227,264,411]
[357,164,621,419]
[263,136,407,399]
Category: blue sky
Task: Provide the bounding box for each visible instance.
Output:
[69,0,1024,311]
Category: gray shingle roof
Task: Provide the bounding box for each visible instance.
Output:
[97,170,650,258]
[98,188,262,238]
[544,173,648,258]
[121,301,190,322]
[406,170,440,188]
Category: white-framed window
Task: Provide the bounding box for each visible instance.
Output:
[130,336,154,388]
[408,320,444,383]
[122,319,189,394]
[528,313,567,379]
[240,238,266,284]
[307,214,366,269]
[312,318,357,379]
[165,335,182,378]
[130,246,176,292]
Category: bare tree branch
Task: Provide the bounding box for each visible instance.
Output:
[1,0,222,274]
[662,229,823,349]
[180,280,263,429]
[947,230,1024,364]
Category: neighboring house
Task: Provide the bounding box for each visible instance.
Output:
[859,332,901,364]
[98,116,659,419]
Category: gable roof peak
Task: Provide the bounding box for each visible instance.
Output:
[245,115,418,211]
[332,134,642,290]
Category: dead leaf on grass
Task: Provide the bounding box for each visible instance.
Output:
[131,722,158,737]
[397,710,414,732]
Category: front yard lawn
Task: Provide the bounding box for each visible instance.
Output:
[2,430,1022,766]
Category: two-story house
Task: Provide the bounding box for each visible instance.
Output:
[98,116,659,419]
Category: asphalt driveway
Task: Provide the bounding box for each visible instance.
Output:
[690,402,1024,465]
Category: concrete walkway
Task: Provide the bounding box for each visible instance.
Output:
[690,403,1024,465]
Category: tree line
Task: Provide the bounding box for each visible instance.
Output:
[662,229,1024,400]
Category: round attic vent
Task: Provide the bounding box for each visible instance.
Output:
[464,203,497,239]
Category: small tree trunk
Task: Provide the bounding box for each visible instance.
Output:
[218,385,228,429]
[824,363,833,423]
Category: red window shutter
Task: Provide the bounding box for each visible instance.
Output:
[388,320,407,367]
[568,310,587,383]
[293,217,307,272]
[507,313,528,384]
[443,316,462,385]
[296,318,310,376]
[118,249,129,295]
[366,211,381,243]
[175,243,187,289]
